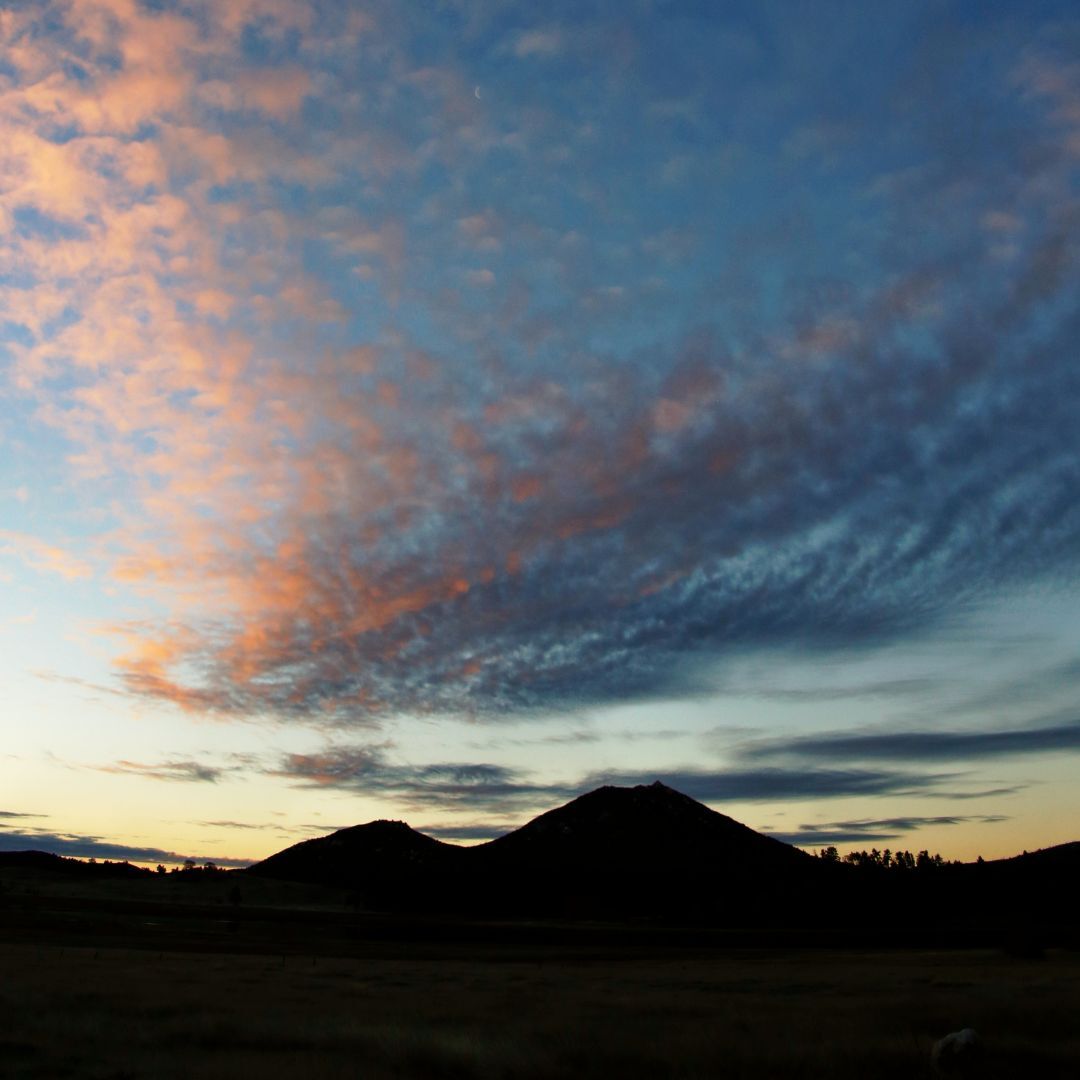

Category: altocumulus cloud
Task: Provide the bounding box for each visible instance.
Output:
[267,746,578,813]
[1,3,1078,727]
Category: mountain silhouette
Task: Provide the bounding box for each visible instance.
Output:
[252,819,460,890]
[247,781,833,917]
[477,781,810,872]
[2,786,1078,931]
[245,783,1080,926]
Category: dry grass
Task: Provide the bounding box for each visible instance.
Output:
[0,940,1077,1078]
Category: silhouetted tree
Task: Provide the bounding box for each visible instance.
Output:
[839,847,952,872]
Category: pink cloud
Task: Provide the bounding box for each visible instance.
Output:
[234,67,312,119]
[0,529,92,580]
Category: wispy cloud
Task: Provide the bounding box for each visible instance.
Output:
[580,767,960,804]
[740,718,1080,765]
[511,28,565,59]
[0,828,251,867]
[0,530,91,580]
[714,677,943,704]
[765,814,1010,847]
[268,745,577,813]
[267,745,992,816]
[96,759,236,783]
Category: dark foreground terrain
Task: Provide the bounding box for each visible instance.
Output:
[2,781,1078,1077]
[0,934,1078,1079]
[1,866,1078,1079]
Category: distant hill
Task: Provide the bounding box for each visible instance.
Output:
[994,840,1080,872]
[951,841,1080,920]
[251,819,461,890]
[0,850,152,879]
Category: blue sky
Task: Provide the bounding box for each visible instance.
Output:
[1,0,1079,866]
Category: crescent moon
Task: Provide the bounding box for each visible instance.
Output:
[474,86,481,100]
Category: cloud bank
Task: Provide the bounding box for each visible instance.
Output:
[0,827,251,867]
[1,3,1078,729]
[740,718,1080,765]
[765,814,1010,848]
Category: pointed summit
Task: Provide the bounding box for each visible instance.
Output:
[478,781,810,875]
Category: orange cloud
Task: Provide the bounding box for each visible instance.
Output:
[0,530,92,580]
[235,68,312,119]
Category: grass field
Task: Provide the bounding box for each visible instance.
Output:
[1,934,1078,1079]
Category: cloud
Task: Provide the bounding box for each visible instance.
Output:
[268,745,577,813]
[0,828,251,867]
[267,744,976,816]
[765,814,1010,847]
[3,2,1079,735]
[0,810,45,819]
[712,677,942,704]
[512,29,564,59]
[109,187,1080,725]
[0,530,91,580]
[468,727,696,751]
[96,759,234,783]
[934,658,1080,722]
[580,767,958,803]
[740,718,1080,765]
[934,786,1026,801]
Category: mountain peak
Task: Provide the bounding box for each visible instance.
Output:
[478,780,807,869]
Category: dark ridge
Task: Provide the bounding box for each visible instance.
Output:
[3,786,1078,930]
[996,841,1080,868]
[0,851,152,878]
[247,819,463,908]
[241,783,1080,926]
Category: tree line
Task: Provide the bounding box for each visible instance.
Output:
[816,846,966,870]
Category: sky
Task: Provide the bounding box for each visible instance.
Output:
[1,0,1079,869]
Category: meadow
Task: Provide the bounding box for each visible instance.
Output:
[1,929,1078,1078]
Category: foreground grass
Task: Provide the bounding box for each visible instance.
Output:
[0,940,1077,1078]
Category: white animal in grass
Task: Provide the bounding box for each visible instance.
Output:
[931,1028,982,1077]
